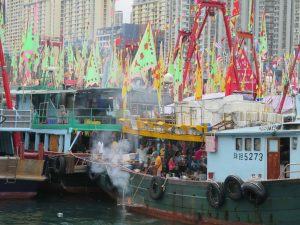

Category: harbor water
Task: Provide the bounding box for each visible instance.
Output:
[0,194,185,225]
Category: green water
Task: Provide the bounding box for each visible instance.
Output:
[0,194,184,225]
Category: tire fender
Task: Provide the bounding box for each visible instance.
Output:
[53,156,66,175]
[224,175,244,201]
[241,181,266,205]
[105,174,115,191]
[149,176,165,200]
[206,182,225,208]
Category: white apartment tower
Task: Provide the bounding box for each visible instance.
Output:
[132,0,166,31]
[4,0,114,53]
[164,0,194,56]
[61,0,114,42]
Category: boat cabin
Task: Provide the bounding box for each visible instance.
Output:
[207,123,300,181]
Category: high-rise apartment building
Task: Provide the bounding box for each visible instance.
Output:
[62,0,114,42]
[114,11,123,27]
[4,0,115,53]
[164,0,194,56]
[5,0,25,53]
[132,0,166,31]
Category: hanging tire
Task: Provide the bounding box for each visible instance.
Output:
[206,182,225,208]
[242,181,266,205]
[87,167,101,182]
[53,156,66,175]
[224,175,244,201]
[105,174,115,191]
[149,176,165,200]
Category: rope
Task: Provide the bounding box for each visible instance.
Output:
[131,167,152,201]
[0,114,6,125]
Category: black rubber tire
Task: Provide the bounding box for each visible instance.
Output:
[224,175,244,201]
[206,182,225,208]
[87,167,101,182]
[53,156,66,175]
[149,176,165,200]
[242,181,266,205]
[105,174,114,191]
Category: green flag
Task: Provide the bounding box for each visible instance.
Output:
[130,23,157,81]
[167,46,175,77]
[85,48,100,87]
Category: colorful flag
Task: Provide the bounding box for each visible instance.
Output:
[248,0,254,32]
[231,0,240,28]
[225,50,234,96]
[153,43,165,106]
[259,10,268,56]
[195,53,203,101]
[174,46,183,102]
[130,23,157,81]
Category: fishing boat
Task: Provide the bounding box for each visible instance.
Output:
[11,87,123,194]
[88,92,300,225]
[0,41,46,198]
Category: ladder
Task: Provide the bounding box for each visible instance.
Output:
[6,157,18,184]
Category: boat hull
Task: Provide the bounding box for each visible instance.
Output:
[42,172,101,194]
[125,171,300,225]
[0,179,41,199]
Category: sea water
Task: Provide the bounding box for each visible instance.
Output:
[0,194,185,225]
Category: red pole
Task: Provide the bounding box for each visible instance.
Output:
[0,40,22,152]
[278,44,300,113]
[0,40,13,109]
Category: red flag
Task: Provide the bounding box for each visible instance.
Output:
[225,51,234,96]
[231,0,240,18]
[115,35,121,46]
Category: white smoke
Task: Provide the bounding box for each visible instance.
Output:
[90,133,131,193]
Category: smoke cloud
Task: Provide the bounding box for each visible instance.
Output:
[89,132,131,193]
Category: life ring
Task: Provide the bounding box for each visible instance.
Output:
[53,156,66,175]
[224,175,244,201]
[149,176,165,200]
[105,174,115,191]
[206,182,225,208]
[241,181,266,205]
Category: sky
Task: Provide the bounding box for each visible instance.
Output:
[115,0,133,23]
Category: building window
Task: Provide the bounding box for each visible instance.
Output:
[292,137,298,150]
[236,138,242,151]
[245,138,252,151]
[254,138,261,151]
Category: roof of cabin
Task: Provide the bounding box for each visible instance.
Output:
[216,122,300,136]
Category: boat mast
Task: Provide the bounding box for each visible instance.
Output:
[173,0,235,101]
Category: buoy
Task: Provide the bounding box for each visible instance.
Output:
[57,213,63,218]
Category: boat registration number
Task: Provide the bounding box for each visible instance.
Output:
[234,152,263,161]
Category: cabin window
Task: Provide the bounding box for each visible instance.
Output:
[254,138,261,151]
[292,137,298,150]
[245,138,252,151]
[236,138,242,150]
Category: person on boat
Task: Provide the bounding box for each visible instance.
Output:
[137,143,148,171]
[168,157,176,175]
[151,152,162,177]
[194,147,207,170]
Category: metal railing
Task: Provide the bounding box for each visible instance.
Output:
[33,108,120,125]
[0,109,32,129]
[128,103,204,126]
[279,163,300,179]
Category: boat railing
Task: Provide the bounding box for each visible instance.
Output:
[33,107,120,125]
[278,163,300,179]
[128,103,204,126]
[0,109,32,129]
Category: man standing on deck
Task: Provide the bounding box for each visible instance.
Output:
[152,152,162,177]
